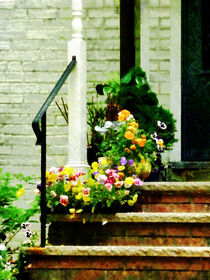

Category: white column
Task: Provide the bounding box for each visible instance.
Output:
[66,0,89,173]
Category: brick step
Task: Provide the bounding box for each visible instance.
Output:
[23,246,210,280]
[47,213,210,246]
[135,182,210,213]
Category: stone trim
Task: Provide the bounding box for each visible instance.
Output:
[24,245,210,258]
[46,212,210,224]
[170,0,181,162]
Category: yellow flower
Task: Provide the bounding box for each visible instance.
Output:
[125,177,134,186]
[83,195,90,203]
[118,165,125,171]
[69,208,76,214]
[76,192,83,200]
[127,126,136,133]
[91,161,99,170]
[48,173,58,183]
[64,183,71,192]
[100,158,107,166]
[87,178,96,186]
[72,187,78,193]
[61,167,74,176]
[16,187,24,198]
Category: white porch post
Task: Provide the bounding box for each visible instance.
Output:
[66,0,89,172]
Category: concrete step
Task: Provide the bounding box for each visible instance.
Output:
[23,246,210,280]
[47,213,210,246]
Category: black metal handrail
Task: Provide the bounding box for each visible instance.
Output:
[32,56,77,247]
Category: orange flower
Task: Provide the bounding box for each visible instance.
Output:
[124,131,135,140]
[127,126,136,133]
[125,148,130,153]
[136,138,147,147]
[130,144,136,150]
[118,109,130,121]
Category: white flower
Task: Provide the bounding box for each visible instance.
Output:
[49,167,59,173]
[151,132,158,140]
[95,125,101,132]
[104,121,113,129]
[127,114,134,121]
[0,244,6,251]
[157,121,167,129]
[97,174,107,184]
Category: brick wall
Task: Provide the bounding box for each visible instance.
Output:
[0,0,120,177]
[141,0,171,108]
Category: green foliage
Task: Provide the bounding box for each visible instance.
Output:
[103,67,177,148]
[0,169,39,242]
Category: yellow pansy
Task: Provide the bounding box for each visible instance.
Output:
[83,196,90,203]
[72,187,78,193]
[76,192,83,200]
[64,183,71,192]
[87,178,96,186]
[69,208,76,214]
[16,187,24,198]
[125,177,134,186]
[118,165,125,171]
[48,173,58,183]
[100,158,107,166]
[91,161,99,170]
[60,167,74,176]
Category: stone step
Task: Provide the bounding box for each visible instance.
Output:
[47,213,210,246]
[23,246,210,280]
[136,182,210,213]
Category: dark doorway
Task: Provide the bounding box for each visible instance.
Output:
[182,0,210,161]
[120,0,140,77]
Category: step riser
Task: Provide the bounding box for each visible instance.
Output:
[24,256,210,280]
[48,222,210,246]
[24,270,210,280]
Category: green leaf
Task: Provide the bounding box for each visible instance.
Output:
[121,71,132,84]
[103,86,113,95]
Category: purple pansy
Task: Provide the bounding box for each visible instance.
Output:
[120,157,127,165]
[128,159,134,166]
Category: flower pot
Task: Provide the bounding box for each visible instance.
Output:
[134,160,152,180]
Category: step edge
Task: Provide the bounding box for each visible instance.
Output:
[24,245,210,258]
[47,212,210,223]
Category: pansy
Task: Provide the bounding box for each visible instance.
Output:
[91,161,99,170]
[134,178,143,186]
[150,132,158,140]
[125,177,134,188]
[120,156,127,165]
[49,167,59,174]
[82,187,91,196]
[114,181,123,188]
[105,183,112,191]
[128,159,134,166]
[99,157,108,166]
[104,121,113,129]
[97,174,107,184]
[60,195,69,206]
[130,144,136,150]
[118,165,125,171]
[157,121,167,129]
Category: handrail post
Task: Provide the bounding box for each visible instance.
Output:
[40,112,46,247]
